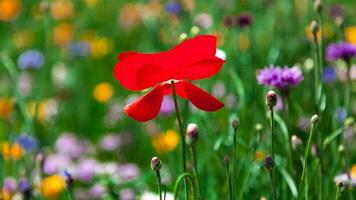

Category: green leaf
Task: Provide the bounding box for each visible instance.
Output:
[278,166,298,198]
[323,127,343,149]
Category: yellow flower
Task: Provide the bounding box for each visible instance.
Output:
[53,23,73,47]
[254,151,265,162]
[93,82,114,103]
[153,129,180,153]
[90,37,113,58]
[12,30,34,49]
[40,175,65,199]
[84,0,100,7]
[1,188,12,200]
[0,0,21,21]
[28,101,46,122]
[50,0,73,20]
[345,26,356,44]
[0,97,13,119]
[1,142,24,161]
[351,164,356,178]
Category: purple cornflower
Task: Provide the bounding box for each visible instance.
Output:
[43,153,72,174]
[257,65,304,89]
[75,159,98,183]
[4,177,17,193]
[90,184,107,199]
[165,0,181,16]
[160,96,175,115]
[17,49,44,69]
[18,178,31,192]
[120,189,136,200]
[55,133,90,159]
[322,67,336,83]
[237,13,252,28]
[326,43,356,62]
[99,134,123,151]
[117,164,140,182]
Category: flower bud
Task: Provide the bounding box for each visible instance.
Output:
[335,16,343,27]
[291,135,303,151]
[223,155,230,165]
[266,90,277,108]
[255,123,263,132]
[338,145,345,153]
[310,20,319,35]
[179,33,188,42]
[344,117,354,127]
[190,26,200,35]
[337,181,344,189]
[151,157,162,171]
[232,119,239,130]
[313,0,323,13]
[311,114,319,124]
[264,155,275,171]
[186,123,199,145]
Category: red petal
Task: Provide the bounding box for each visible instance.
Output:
[162,81,189,99]
[181,81,224,111]
[113,35,223,91]
[124,85,164,122]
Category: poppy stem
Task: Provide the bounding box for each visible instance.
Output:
[170,80,189,199]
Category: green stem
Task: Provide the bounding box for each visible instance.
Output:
[269,170,276,200]
[171,80,188,200]
[156,170,162,200]
[190,147,201,200]
[344,60,351,113]
[268,106,276,200]
[225,161,233,200]
[298,123,317,200]
[312,31,321,113]
[173,173,196,200]
[334,186,340,200]
[232,125,238,199]
[0,54,33,132]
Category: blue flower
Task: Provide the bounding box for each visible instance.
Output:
[165,0,181,15]
[68,42,90,57]
[322,67,336,83]
[336,107,347,123]
[18,134,38,152]
[17,49,44,69]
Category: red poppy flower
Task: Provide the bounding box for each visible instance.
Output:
[114,35,225,122]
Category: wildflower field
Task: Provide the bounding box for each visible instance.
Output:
[0,0,356,199]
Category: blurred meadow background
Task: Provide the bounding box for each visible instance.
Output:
[0,0,356,199]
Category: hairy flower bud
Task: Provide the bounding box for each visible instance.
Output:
[151,157,162,171]
[186,123,199,145]
[291,135,303,151]
[310,20,319,35]
[223,155,230,165]
[313,0,323,13]
[266,90,277,108]
[311,114,319,124]
[264,155,275,171]
[232,119,239,130]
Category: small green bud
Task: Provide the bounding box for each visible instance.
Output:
[311,114,319,124]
